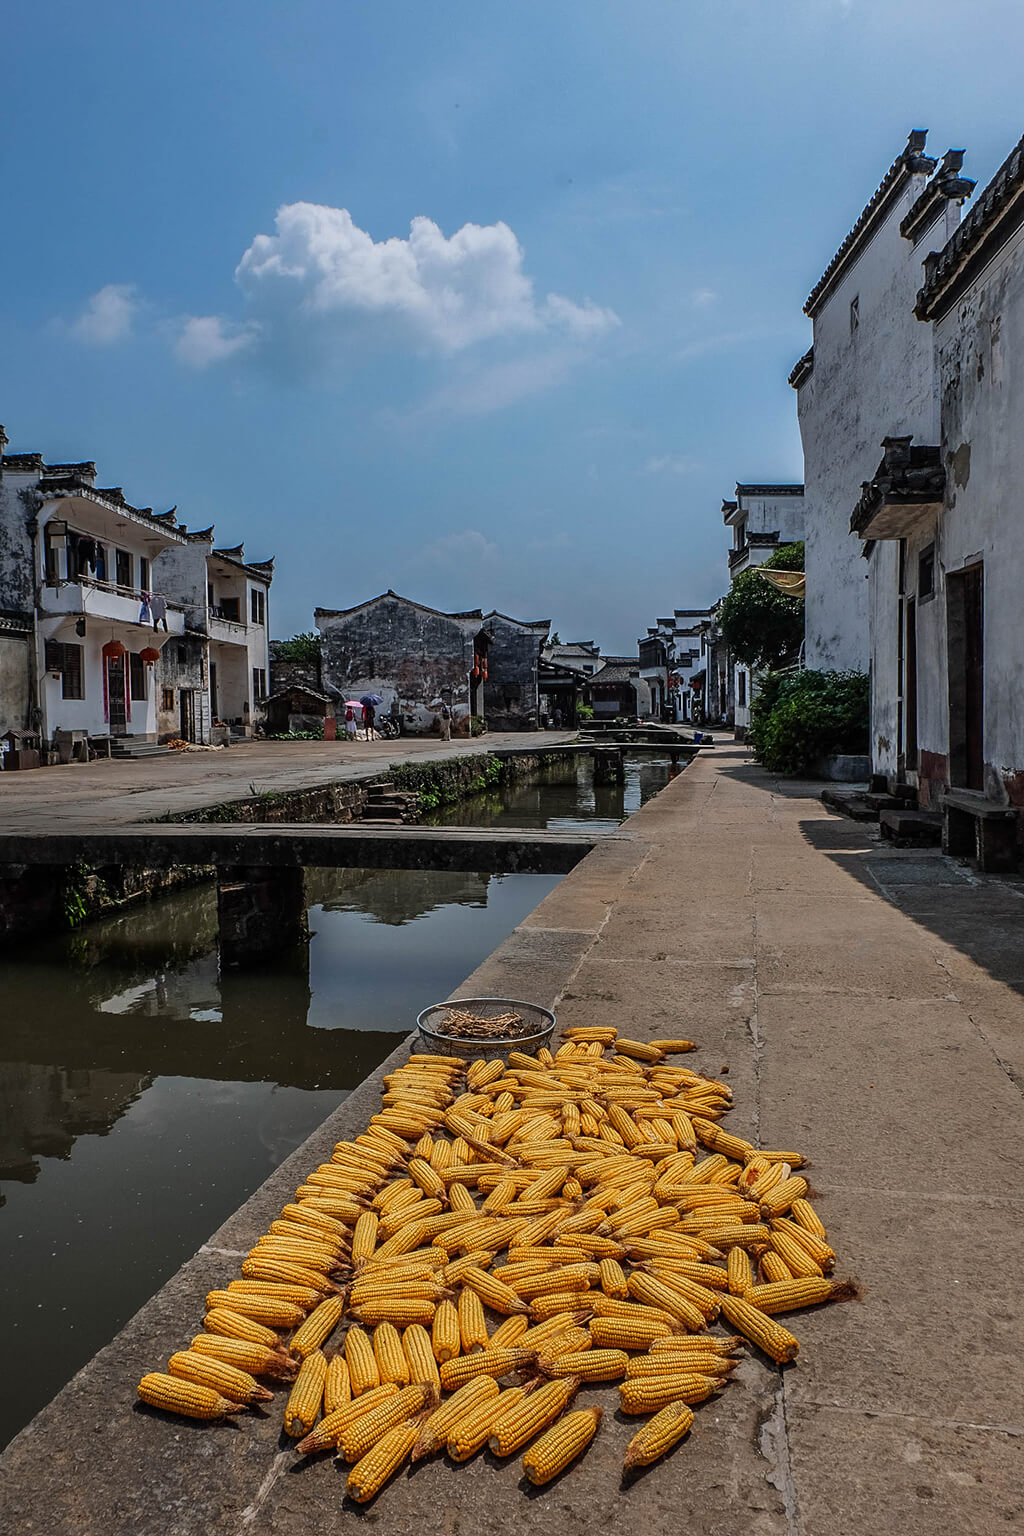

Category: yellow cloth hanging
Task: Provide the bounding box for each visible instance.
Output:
[758,569,805,597]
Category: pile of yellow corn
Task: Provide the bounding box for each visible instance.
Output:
[137,1027,853,1501]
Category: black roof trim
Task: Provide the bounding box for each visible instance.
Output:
[900,150,974,245]
[788,347,814,389]
[735,483,805,497]
[916,130,1024,321]
[850,437,945,537]
[804,131,936,317]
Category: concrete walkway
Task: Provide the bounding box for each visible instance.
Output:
[0,730,577,832]
[2,744,1021,1534]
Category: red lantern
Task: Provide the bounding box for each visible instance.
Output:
[102,639,126,659]
[140,647,161,666]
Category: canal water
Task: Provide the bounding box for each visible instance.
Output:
[0,752,675,1449]
[425,752,677,833]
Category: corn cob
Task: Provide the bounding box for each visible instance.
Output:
[618,1373,725,1413]
[240,1256,339,1295]
[457,1284,490,1352]
[462,1267,531,1316]
[447,1182,477,1215]
[627,1273,705,1331]
[351,1298,438,1327]
[790,1198,827,1238]
[644,1268,721,1321]
[431,1298,461,1363]
[344,1326,381,1395]
[202,1307,283,1349]
[439,1347,536,1390]
[543,1349,628,1382]
[226,1279,324,1307]
[401,1323,441,1391]
[512,1263,599,1298]
[522,1406,602,1484]
[338,1383,433,1462]
[745,1277,856,1315]
[624,1353,739,1378]
[283,1348,328,1437]
[372,1321,411,1386]
[698,1223,770,1250]
[649,1039,696,1054]
[599,1258,629,1299]
[759,1176,809,1220]
[267,1219,349,1254]
[535,1326,592,1366]
[727,1247,753,1296]
[281,1203,348,1239]
[324,1353,351,1413]
[528,1292,597,1323]
[772,1218,836,1271]
[518,1312,586,1349]
[770,1229,823,1279]
[719,1294,800,1361]
[447,1385,528,1461]
[587,1314,672,1349]
[411,1376,500,1460]
[346,1421,420,1501]
[294,1383,399,1454]
[488,1375,581,1456]
[205,1293,306,1329]
[189,1334,297,1380]
[137,1373,242,1419]
[289,1296,345,1360]
[167,1350,273,1406]
[623,1400,694,1470]
[760,1252,792,1284]
[351,1212,379,1268]
[489,1315,530,1351]
[615,1039,665,1063]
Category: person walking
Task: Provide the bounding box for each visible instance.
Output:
[344,704,358,741]
[364,701,377,740]
[439,701,451,741]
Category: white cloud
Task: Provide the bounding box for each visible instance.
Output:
[231,202,619,354]
[70,284,139,344]
[175,316,259,368]
[690,287,718,309]
[642,454,698,476]
[418,528,498,565]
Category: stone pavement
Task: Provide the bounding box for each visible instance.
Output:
[0,730,576,833]
[2,744,1021,1535]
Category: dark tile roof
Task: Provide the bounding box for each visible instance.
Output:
[211,545,275,581]
[804,131,936,318]
[735,484,804,498]
[315,590,482,623]
[850,437,945,537]
[587,662,639,686]
[916,130,1024,321]
[900,150,974,245]
[788,347,814,390]
[0,609,32,635]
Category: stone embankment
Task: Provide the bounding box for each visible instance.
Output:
[1,744,1021,1534]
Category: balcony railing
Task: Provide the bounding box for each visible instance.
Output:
[41,576,185,634]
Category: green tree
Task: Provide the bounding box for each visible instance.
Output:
[275,631,321,662]
[718,542,805,669]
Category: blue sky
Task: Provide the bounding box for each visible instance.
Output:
[3,1,1022,650]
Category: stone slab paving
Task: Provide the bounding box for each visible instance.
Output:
[0,731,577,833]
[2,744,1022,1535]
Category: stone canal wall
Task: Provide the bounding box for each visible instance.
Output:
[0,750,580,944]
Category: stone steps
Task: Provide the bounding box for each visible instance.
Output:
[879,808,943,847]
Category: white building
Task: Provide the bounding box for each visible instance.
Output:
[0,446,189,748]
[154,535,273,741]
[722,483,804,735]
[791,132,970,675]
[853,130,1024,865]
[644,610,711,722]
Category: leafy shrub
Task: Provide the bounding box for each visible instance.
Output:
[718,542,805,669]
[274,632,321,663]
[748,669,869,775]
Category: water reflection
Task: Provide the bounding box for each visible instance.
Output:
[425,753,676,833]
[0,864,560,1449]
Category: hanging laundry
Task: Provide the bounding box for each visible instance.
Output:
[149,595,168,631]
[139,590,152,624]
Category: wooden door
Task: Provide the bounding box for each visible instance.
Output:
[905,597,918,771]
[179,689,196,743]
[107,655,127,737]
[947,564,985,790]
[963,566,984,790]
